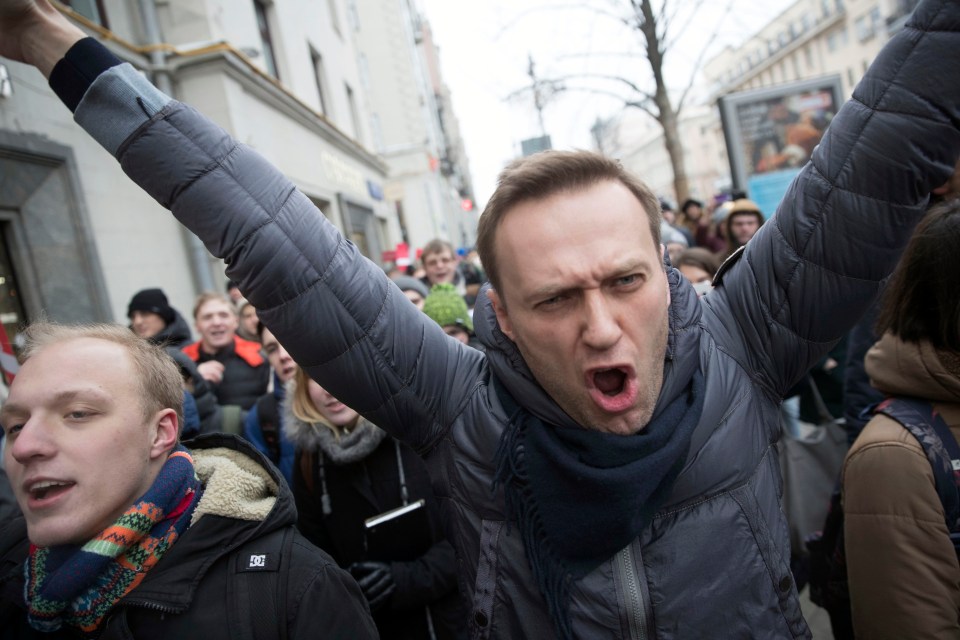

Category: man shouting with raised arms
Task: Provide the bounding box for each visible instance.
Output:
[2,0,958,637]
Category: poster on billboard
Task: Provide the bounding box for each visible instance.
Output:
[718,75,843,219]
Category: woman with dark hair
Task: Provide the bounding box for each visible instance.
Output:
[285,368,465,640]
[674,247,721,297]
[842,199,960,638]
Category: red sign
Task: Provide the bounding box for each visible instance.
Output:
[395,243,411,267]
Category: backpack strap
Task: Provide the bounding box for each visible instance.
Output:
[255,393,281,464]
[874,397,960,533]
[227,526,293,640]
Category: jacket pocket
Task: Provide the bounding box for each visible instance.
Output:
[729,483,810,639]
[470,519,503,640]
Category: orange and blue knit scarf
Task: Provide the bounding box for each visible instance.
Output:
[24,445,201,634]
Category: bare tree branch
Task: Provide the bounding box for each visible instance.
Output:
[656,0,673,44]
[556,51,643,61]
[675,0,734,112]
[662,0,711,51]
[547,71,655,98]
[493,2,632,41]
[560,84,660,120]
[502,0,699,202]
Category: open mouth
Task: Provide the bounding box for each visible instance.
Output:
[593,368,628,397]
[28,480,75,503]
[586,367,638,414]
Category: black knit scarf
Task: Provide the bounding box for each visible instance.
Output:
[492,369,704,639]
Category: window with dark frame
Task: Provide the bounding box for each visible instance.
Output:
[253,0,279,79]
[310,46,329,115]
[61,0,109,28]
[345,82,361,141]
[328,0,342,38]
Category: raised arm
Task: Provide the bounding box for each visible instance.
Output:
[0,0,83,76]
[0,0,485,454]
[705,0,960,395]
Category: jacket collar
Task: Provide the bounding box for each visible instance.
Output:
[104,433,292,612]
[182,335,264,368]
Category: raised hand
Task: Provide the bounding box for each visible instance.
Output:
[0,0,86,77]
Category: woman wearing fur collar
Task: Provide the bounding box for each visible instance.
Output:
[285,368,465,640]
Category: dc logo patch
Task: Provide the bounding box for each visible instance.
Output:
[239,551,278,572]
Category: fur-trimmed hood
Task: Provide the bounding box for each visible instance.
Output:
[191,446,278,524]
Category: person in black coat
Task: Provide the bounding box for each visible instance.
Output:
[127,288,222,436]
[285,367,465,640]
[127,287,192,349]
[0,321,376,639]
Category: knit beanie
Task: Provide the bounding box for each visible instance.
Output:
[392,275,429,299]
[127,288,175,325]
[422,283,473,332]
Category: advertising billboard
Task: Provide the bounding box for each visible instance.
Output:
[718,75,843,218]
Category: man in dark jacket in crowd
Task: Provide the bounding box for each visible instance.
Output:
[2,0,958,637]
[182,292,269,430]
[127,288,192,348]
[126,288,223,437]
[722,198,765,258]
[244,323,298,485]
[0,321,376,639]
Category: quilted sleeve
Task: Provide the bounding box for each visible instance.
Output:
[706,0,960,395]
[72,61,484,455]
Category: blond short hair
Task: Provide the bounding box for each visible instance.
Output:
[18,322,184,430]
[192,291,237,320]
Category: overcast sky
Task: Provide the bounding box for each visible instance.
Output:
[417,0,796,208]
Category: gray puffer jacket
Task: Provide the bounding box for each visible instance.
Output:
[66,2,960,636]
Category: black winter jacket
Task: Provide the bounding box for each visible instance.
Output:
[147,309,192,349]
[182,337,269,410]
[288,411,465,640]
[0,434,377,639]
[167,348,224,436]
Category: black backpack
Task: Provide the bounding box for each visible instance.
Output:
[805,397,960,639]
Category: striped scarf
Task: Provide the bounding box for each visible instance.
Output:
[24,445,202,634]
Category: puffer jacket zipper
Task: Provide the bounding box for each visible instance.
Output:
[615,543,649,640]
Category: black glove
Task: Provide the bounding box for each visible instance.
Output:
[348,561,396,612]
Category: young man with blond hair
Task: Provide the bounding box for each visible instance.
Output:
[2,0,958,636]
[0,322,375,638]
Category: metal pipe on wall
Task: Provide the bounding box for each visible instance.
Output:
[137,0,217,294]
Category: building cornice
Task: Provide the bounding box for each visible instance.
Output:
[55,2,388,175]
[710,9,845,98]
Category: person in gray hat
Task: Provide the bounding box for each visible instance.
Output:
[391,275,429,310]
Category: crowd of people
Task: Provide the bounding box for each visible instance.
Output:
[0,0,959,638]
[116,243,485,639]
